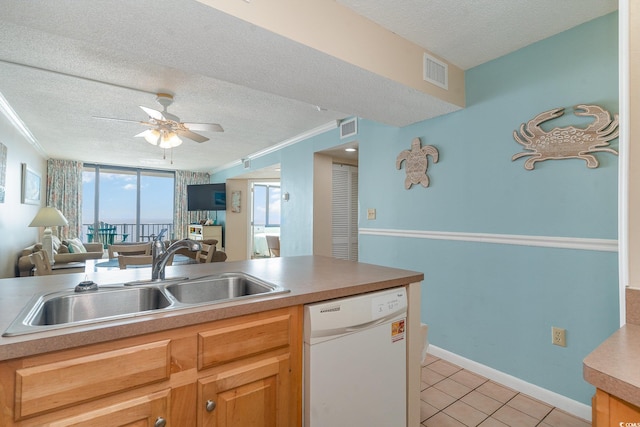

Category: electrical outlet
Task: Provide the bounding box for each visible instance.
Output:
[552,327,566,347]
[367,208,376,220]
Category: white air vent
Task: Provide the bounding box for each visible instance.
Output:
[423,53,448,90]
[340,118,357,139]
[243,158,251,169]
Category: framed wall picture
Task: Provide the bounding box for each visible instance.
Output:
[21,163,41,205]
[231,190,241,213]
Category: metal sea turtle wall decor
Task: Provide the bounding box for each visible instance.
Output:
[512,104,618,170]
[396,137,439,189]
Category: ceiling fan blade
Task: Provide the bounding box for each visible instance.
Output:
[140,105,181,122]
[139,106,165,121]
[176,129,209,143]
[93,116,146,124]
[184,122,224,132]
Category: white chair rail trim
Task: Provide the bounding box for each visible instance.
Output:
[359,228,618,253]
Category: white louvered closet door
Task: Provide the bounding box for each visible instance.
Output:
[332,164,358,261]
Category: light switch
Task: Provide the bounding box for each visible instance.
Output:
[367,208,376,220]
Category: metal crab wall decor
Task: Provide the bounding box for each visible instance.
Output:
[396,137,439,189]
[512,104,618,170]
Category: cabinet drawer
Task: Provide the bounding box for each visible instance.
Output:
[15,340,171,420]
[198,313,291,370]
[48,389,170,427]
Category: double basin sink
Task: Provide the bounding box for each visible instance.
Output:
[3,273,289,336]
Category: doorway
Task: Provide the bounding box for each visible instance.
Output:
[250,181,281,258]
[312,141,359,259]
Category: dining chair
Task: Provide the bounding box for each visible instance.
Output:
[108,242,151,259]
[30,251,52,276]
[265,236,280,257]
[117,255,152,269]
[195,243,215,263]
[117,254,174,269]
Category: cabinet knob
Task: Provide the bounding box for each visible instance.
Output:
[206,399,217,412]
[154,417,166,427]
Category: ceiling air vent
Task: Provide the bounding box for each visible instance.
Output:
[340,118,357,139]
[423,53,448,90]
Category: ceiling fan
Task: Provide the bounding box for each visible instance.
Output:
[94,93,224,149]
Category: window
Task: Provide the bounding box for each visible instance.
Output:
[253,183,281,227]
[83,165,174,242]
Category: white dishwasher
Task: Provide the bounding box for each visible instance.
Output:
[304,287,407,427]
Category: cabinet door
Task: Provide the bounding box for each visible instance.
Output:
[48,389,170,427]
[594,388,640,427]
[198,355,290,427]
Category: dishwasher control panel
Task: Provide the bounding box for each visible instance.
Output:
[372,289,405,319]
[304,287,407,343]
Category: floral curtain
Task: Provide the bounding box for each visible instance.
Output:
[46,159,82,239]
[174,170,210,239]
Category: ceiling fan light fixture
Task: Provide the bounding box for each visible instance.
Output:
[159,131,182,149]
[143,129,161,145]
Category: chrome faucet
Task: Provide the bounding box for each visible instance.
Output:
[151,229,201,281]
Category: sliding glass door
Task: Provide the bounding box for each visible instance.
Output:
[82,165,174,243]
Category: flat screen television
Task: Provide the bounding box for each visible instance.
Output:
[187,183,226,211]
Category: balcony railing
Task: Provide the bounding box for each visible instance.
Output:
[82,223,174,246]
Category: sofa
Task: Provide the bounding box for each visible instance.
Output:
[16,237,104,277]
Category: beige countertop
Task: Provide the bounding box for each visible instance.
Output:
[0,255,423,361]
[583,287,640,408]
[583,324,640,408]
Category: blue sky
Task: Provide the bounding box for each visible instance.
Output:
[253,184,281,226]
[82,170,174,224]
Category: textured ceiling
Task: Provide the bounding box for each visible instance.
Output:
[338,0,618,70]
[0,0,617,173]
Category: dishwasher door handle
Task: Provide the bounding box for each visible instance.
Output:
[344,311,405,332]
[344,317,387,332]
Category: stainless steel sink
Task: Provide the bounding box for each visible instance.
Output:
[165,273,288,304]
[3,286,172,336]
[3,273,289,336]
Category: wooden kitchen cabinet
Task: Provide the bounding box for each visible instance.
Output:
[0,306,302,427]
[198,355,289,427]
[592,388,640,426]
[196,312,295,427]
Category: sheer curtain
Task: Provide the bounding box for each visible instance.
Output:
[46,159,83,239]
[174,170,210,239]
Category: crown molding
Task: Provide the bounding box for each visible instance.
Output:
[210,120,339,175]
[0,91,46,156]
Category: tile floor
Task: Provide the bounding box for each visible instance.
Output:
[421,353,591,426]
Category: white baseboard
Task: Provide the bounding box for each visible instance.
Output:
[427,345,592,422]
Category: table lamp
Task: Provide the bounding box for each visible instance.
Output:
[29,207,68,265]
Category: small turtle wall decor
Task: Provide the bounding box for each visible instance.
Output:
[512,104,618,170]
[396,137,439,189]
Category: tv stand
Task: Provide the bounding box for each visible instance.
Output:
[187,224,223,249]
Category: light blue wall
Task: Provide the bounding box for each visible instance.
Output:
[212,13,620,404]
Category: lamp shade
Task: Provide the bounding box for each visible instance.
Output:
[158,131,183,148]
[29,207,69,227]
